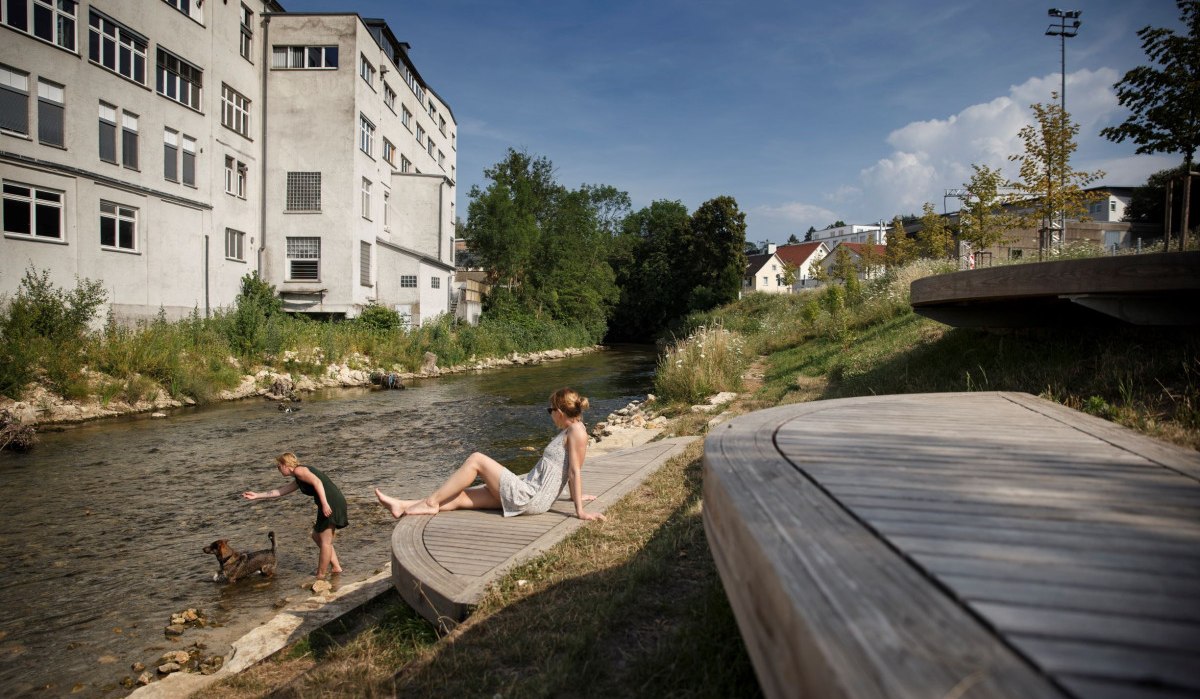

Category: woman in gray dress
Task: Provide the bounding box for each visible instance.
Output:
[375,387,606,522]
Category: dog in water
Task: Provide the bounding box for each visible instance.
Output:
[203,531,277,583]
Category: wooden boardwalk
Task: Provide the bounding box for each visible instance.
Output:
[390,437,697,629]
[703,391,1200,699]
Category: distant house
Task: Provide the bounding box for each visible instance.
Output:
[819,242,888,281]
[774,241,829,291]
[743,248,790,294]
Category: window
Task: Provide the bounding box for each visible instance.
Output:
[239,4,253,61]
[415,124,424,146]
[225,228,245,261]
[88,11,146,85]
[162,0,201,22]
[399,275,416,288]
[359,241,371,286]
[401,105,411,129]
[181,135,196,186]
[400,155,411,173]
[99,200,136,251]
[286,171,321,211]
[383,83,395,112]
[358,113,373,156]
[439,116,446,136]
[163,129,178,181]
[4,0,77,51]
[0,65,29,135]
[98,102,116,162]
[221,84,250,137]
[286,236,320,281]
[382,138,394,166]
[271,45,338,69]
[37,80,64,147]
[121,111,137,169]
[431,276,440,289]
[3,181,63,240]
[359,54,374,87]
[426,137,434,157]
[156,49,203,110]
[361,178,371,219]
[437,150,445,170]
[224,156,246,197]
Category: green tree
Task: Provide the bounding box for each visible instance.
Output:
[885,216,917,267]
[916,202,955,259]
[787,232,801,244]
[686,196,748,312]
[1009,97,1105,257]
[1101,1,1200,247]
[828,245,862,299]
[958,164,1019,250]
[780,260,800,287]
[805,226,816,242]
[607,200,692,341]
[857,236,884,278]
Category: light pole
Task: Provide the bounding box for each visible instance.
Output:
[1046,9,1080,256]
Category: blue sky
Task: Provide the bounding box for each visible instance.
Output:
[284,0,1179,244]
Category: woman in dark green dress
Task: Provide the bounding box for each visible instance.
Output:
[243,452,348,579]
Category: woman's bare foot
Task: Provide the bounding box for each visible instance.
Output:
[331,566,343,574]
[375,488,418,518]
[403,498,441,516]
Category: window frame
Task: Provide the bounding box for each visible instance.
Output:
[156,47,203,111]
[399,274,417,288]
[358,53,375,88]
[358,113,373,156]
[286,236,321,282]
[4,0,78,52]
[99,199,137,252]
[2,180,64,242]
[88,11,147,85]
[359,240,371,287]
[383,82,396,112]
[225,227,245,262]
[0,65,30,136]
[382,138,395,166]
[286,171,321,212]
[361,177,371,220]
[238,4,253,62]
[271,45,338,69]
[220,83,250,137]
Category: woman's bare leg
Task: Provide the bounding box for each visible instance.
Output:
[375,489,421,518]
[329,530,342,574]
[313,528,334,578]
[405,452,508,515]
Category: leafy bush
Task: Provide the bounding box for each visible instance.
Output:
[357,302,403,332]
[654,325,746,405]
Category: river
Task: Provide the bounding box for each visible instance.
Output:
[0,346,657,696]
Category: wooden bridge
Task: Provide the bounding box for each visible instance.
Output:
[389,437,697,630]
[703,391,1200,699]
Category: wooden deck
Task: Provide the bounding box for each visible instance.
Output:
[703,391,1200,699]
[390,437,697,629]
[908,251,1200,327]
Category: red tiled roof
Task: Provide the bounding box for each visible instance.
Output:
[775,242,825,266]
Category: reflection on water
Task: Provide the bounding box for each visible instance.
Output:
[0,347,655,696]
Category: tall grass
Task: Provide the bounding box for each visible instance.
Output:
[0,271,600,408]
[654,324,748,405]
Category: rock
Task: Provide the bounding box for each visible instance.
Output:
[311,579,332,594]
[150,412,166,418]
[157,662,181,675]
[164,624,185,636]
[421,352,438,373]
[199,655,224,675]
[159,651,189,665]
[137,672,153,685]
[131,662,145,673]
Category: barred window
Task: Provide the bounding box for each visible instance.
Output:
[286,236,320,281]
[399,275,417,288]
[271,45,338,69]
[286,172,321,211]
[431,276,440,289]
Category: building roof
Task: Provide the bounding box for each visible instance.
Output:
[745,252,779,275]
[775,242,825,266]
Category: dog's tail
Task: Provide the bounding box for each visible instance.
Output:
[268,531,276,552]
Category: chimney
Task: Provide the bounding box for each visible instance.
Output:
[766,243,777,254]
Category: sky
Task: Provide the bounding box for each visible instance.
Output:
[283,0,1180,245]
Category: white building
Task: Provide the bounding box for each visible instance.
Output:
[1,1,456,324]
[743,248,789,295]
[808,223,887,247]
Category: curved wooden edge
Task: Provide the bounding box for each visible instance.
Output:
[702,397,1066,699]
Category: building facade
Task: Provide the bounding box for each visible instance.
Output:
[1,1,456,324]
[808,223,887,248]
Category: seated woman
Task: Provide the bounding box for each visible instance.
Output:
[375,387,607,522]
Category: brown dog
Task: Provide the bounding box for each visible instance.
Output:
[203,531,277,583]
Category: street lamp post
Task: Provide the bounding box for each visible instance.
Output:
[1046,9,1080,257]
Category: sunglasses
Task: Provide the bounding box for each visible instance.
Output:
[546,406,559,414]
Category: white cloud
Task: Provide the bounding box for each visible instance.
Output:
[750,201,839,234]
[851,68,1153,220]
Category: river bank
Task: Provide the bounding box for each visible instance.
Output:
[0,345,602,429]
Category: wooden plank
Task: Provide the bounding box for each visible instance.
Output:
[389,437,698,629]
[890,536,1200,576]
[703,401,1062,699]
[1008,636,1200,693]
[940,574,1200,623]
[871,521,1200,557]
[915,553,1200,597]
[972,601,1200,653]
[850,506,1200,543]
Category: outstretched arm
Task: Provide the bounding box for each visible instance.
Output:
[566,422,605,521]
[243,480,299,500]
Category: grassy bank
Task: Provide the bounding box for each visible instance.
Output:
[209,258,1196,698]
[0,270,599,412]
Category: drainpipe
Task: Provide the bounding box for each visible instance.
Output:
[204,234,210,317]
[257,13,271,276]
